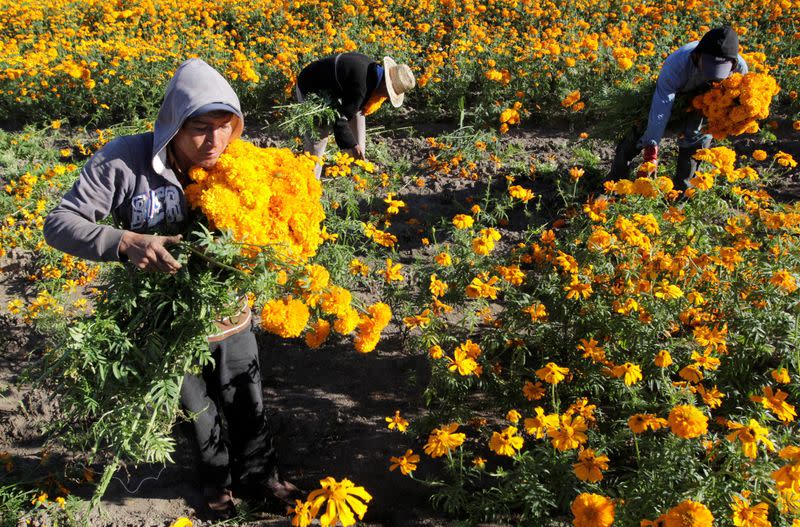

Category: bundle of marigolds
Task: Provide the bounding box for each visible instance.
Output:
[186,140,392,352]
[185,140,325,262]
[394,145,800,525]
[692,72,780,139]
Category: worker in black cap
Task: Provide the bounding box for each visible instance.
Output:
[610,26,748,189]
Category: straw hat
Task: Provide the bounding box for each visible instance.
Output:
[383,56,416,107]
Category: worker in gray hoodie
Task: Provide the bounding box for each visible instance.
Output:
[43,58,299,517]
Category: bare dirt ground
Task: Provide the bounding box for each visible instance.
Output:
[1,120,798,527]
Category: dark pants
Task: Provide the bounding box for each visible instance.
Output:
[609,109,712,190]
[180,328,278,490]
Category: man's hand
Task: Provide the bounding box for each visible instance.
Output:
[346,145,365,160]
[639,145,659,176]
[119,231,183,273]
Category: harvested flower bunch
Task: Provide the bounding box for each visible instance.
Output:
[692,72,780,139]
[185,140,325,262]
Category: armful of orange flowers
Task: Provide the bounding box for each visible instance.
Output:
[118,231,183,273]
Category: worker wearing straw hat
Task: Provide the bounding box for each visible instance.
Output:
[296,52,416,178]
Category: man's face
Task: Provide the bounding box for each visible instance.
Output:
[172,111,235,171]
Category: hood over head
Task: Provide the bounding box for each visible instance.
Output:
[152,58,243,175]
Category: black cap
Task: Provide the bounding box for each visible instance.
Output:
[696,26,739,60]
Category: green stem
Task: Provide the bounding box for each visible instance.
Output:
[181,243,247,276]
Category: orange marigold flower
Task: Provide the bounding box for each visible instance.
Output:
[668,405,708,439]
[571,493,615,527]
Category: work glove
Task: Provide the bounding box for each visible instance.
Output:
[639,145,658,176]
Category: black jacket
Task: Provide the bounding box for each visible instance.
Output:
[297,52,381,149]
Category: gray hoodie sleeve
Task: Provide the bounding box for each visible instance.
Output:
[43,139,133,262]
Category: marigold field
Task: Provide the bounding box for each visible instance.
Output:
[2,0,800,526]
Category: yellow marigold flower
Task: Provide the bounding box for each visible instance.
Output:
[664,500,714,527]
[564,275,593,300]
[385,410,409,432]
[307,477,372,527]
[170,519,192,527]
[536,362,569,384]
[320,286,352,317]
[668,405,708,439]
[573,448,609,483]
[654,280,683,300]
[379,258,404,282]
[299,264,330,292]
[447,347,479,376]
[730,493,770,527]
[428,345,444,359]
[305,319,331,349]
[776,151,798,168]
[383,193,406,215]
[696,384,725,409]
[611,362,642,386]
[750,386,797,423]
[571,493,615,527]
[655,350,673,368]
[628,413,668,434]
[389,449,419,475]
[429,274,448,297]
[349,258,370,276]
[472,457,486,468]
[561,90,581,108]
[577,338,606,363]
[333,306,361,335]
[402,309,431,329]
[435,252,452,266]
[452,214,474,229]
[31,492,47,505]
[770,270,798,293]
[55,496,66,509]
[489,426,524,456]
[772,367,791,384]
[466,275,500,299]
[509,185,535,202]
[423,423,466,458]
[752,150,768,161]
[290,499,314,527]
[354,303,391,353]
[726,419,776,459]
[549,415,588,451]
[261,296,310,338]
[679,364,704,384]
[523,407,559,439]
[523,380,546,401]
[694,325,727,350]
[523,303,547,322]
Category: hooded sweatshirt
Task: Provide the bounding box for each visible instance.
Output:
[43,59,243,261]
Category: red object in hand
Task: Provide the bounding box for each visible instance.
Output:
[642,145,658,163]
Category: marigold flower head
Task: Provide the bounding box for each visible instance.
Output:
[668,405,708,439]
[573,448,609,482]
[423,423,466,458]
[306,477,372,527]
[536,362,569,384]
[389,449,419,476]
[489,426,524,456]
[663,500,713,527]
[261,295,310,338]
[571,493,615,527]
